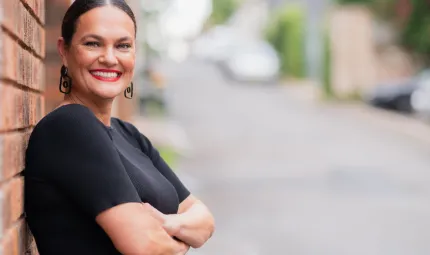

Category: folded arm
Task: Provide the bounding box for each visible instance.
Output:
[175,195,215,248]
[145,195,215,249]
[35,108,190,255]
[97,202,190,255]
[129,125,215,249]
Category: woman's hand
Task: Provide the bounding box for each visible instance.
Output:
[142,203,166,222]
[173,239,190,255]
[142,199,215,249]
[96,202,191,255]
[142,203,181,236]
[142,203,190,254]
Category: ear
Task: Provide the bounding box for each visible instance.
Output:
[57,37,68,67]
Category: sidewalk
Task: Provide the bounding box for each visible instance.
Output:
[132,82,430,157]
[282,82,430,146]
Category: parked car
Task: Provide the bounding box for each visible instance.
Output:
[363,74,425,113]
[218,40,280,83]
[410,69,430,118]
[191,25,246,63]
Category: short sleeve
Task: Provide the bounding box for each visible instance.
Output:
[26,105,142,218]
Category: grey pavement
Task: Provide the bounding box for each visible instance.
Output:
[156,59,430,255]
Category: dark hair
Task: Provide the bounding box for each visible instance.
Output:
[61,0,137,46]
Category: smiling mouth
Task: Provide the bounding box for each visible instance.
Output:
[90,70,122,82]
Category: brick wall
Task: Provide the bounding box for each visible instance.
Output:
[44,0,71,113]
[0,0,45,254]
[0,0,141,253]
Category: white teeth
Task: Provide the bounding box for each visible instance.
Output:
[91,71,119,78]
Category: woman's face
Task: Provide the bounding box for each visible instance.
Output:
[59,6,136,100]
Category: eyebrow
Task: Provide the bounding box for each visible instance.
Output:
[81,34,133,42]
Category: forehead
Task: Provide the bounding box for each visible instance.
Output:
[74,6,135,39]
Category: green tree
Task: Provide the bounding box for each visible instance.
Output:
[336,0,430,66]
[207,0,239,26]
[400,0,430,64]
[336,0,373,4]
[265,4,306,78]
[322,30,333,98]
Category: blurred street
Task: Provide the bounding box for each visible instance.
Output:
[158,59,430,255]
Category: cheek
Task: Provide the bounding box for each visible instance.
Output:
[123,56,135,72]
[73,48,98,66]
[118,50,135,71]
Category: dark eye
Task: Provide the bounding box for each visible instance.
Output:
[117,43,131,49]
[84,41,100,47]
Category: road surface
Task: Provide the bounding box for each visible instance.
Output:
[158,59,430,255]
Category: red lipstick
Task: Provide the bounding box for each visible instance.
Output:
[90,69,122,82]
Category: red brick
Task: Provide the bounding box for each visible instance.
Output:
[0,0,46,254]
[44,65,62,106]
[45,65,60,86]
[0,84,44,131]
[34,94,45,125]
[20,0,46,24]
[45,0,71,26]
[17,43,45,91]
[0,133,24,181]
[1,0,45,58]
[0,33,18,83]
[29,93,44,126]
[0,33,44,92]
[45,26,61,56]
[0,178,24,238]
[43,66,63,113]
[0,132,31,181]
[0,219,26,255]
[0,84,24,131]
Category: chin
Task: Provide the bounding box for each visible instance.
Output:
[87,77,127,99]
[94,88,124,100]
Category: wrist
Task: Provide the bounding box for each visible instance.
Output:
[164,214,184,236]
[175,213,186,235]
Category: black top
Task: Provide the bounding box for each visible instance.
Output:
[24,104,190,255]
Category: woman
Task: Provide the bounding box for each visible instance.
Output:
[24,0,215,254]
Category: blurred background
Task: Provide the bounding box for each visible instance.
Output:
[3,0,430,254]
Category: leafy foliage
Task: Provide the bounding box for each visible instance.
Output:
[400,0,430,63]
[336,0,430,65]
[207,0,240,26]
[265,4,306,78]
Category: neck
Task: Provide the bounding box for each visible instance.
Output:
[62,93,113,127]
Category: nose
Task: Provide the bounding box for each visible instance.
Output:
[99,47,118,66]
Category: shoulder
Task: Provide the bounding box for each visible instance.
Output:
[30,104,110,145]
[111,118,153,152]
[43,104,103,127]
[112,117,140,137]
[41,104,106,129]
[25,105,113,176]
